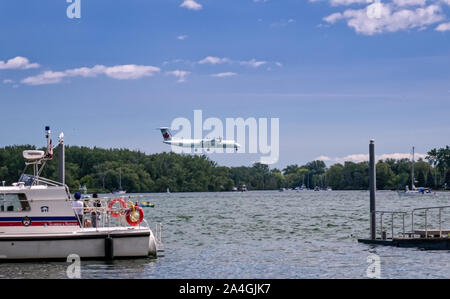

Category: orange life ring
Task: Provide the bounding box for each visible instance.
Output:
[108,198,127,218]
[125,206,144,226]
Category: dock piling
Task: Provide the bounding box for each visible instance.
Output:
[369,139,376,240]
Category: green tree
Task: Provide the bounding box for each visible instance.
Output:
[326,164,344,190]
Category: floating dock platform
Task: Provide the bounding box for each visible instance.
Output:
[358,237,450,250]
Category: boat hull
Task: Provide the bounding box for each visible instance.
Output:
[397,191,436,197]
[0,228,157,260]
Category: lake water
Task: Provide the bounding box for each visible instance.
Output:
[1,191,449,279]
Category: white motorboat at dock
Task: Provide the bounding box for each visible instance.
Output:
[0,127,159,261]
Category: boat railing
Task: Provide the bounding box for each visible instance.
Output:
[411,205,450,238]
[72,198,151,230]
[375,210,408,239]
[154,222,164,252]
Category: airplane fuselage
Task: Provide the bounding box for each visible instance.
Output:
[163,138,239,150]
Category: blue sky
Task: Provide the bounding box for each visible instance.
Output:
[0,0,449,168]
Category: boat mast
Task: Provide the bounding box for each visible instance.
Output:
[119,167,122,190]
[411,146,415,189]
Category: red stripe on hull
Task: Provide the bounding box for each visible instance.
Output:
[0,222,79,227]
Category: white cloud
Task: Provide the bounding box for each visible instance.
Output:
[162,58,192,66]
[64,65,107,78]
[316,152,427,164]
[323,4,444,35]
[316,155,332,161]
[0,56,40,70]
[22,71,67,85]
[271,18,296,27]
[330,0,369,6]
[393,0,427,6]
[323,12,344,23]
[435,21,450,31]
[177,35,189,40]
[329,0,426,6]
[2,79,14,84]
[166,70,191,82]
[103,65,160,80]
[21,64,160,85]
[211,72,237,78]
[198,56,231,65]
[180,0,202,10]
[240,59,267,68]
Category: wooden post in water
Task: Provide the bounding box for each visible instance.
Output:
[369,139,376,240]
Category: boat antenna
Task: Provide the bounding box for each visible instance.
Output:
[36,126,54,177]
[57,132,65,184]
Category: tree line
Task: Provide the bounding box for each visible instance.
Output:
[0,145,449,192]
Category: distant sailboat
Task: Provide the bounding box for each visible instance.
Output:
[239,184,248,192]
[398,147,435,197]
[78,185,90,199]
[113,168,127,195]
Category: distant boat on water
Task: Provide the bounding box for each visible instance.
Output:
[239,184,248,192]
[113,168,127,195]
[113,190,127,195]
[79,185,91,199]
[398,147,436,197]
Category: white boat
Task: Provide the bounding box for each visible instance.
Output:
[112,168,127,195]
[295,184,307,192]
[0,127,158,260]
[79,185,91,199]
[112,190,127,195]
[398,147,436,197]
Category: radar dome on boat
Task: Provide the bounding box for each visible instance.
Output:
[23,150,45,160]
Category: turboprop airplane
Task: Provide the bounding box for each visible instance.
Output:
[159,127,240,152]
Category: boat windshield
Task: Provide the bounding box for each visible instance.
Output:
[19,174,35,186]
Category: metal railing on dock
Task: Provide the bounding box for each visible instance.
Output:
[412,206,450,238]
[374,206,450,240]
[376,210,408,239]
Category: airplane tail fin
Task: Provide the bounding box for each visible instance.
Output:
[159,127,172,141]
